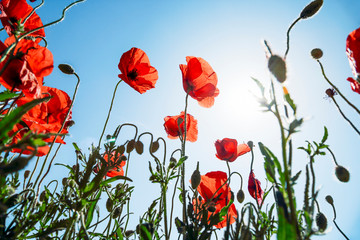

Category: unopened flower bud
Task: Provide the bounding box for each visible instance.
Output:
[191,169,201,189]
[300,0,323,19]
[335,165,350,182]
[268,55,286,83]
[325,88,336,98]
[58,64,75,75]
[125,230,135,238]
[39,191,46,202]
[237,189,245,203]
[106,198,113,212]
[247,141,253,149]
[311,48,323,59]
[151,141,160,153]
[118,145,125,155]
[169,157,177,168]
[207,204,216,212]
[24,170,30,179]
[126,140,136,153]
[112,207,121,218]
[62,177,68,186]
[135,141,144,155]
[325,195,334,205]
[315,212,327,232]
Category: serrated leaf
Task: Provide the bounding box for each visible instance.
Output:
[0,97,50,141]
[175,156,188,168]
[291,170,302,184]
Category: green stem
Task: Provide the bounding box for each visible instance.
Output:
[284,17,301,59]
[326,147,339,166]
[331,96,360,136]
[98,80,123,147]
[317,60,360,115]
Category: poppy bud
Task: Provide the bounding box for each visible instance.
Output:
[106,198,113,212]
[62,177,68,186]
[149,175,157,182]
[325,88,336,98]
[124,230,135,238]
[24,170,30,179]
[168,157,177,168]
[58,64,75,75]
[325,195,334,205]
[300,0,323,19]
[236,189,245,203]
[311,48,323,59]
[39,191,46,202]
[335,165,350,182]
[177,117,183,126]
[118,145,125,155]
[268,55,287,83]
[207,205,216,212]
[126,140,136,153]
[315,212,327,232]
[135,141,144,155]
[113,207,121,218]
[151,141,160,153]
[247,141,253,149]
[191,169,201,189]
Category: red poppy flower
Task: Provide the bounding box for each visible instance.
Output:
[248,170,264,205]
[163,111,198,142]
[94,152,126,177]
[0,38,53,97]
[118,47,158,94]
[14,86,72,144]
[180,56,219,108]
[347,77,360,94]
[0,0,45,40]
[346,26,360,78]
[215,138,250,162]
[196,171,237,228]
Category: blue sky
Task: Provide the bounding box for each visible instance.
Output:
[7,0,360,238]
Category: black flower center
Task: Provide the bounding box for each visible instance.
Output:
[127,69,138,81]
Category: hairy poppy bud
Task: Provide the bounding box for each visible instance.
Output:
[126,140,136,153]
[335,165,350,182]
[39,191,46,202]
[325,88,336,98]
[191,169,201,189]
[125,230,135,238]
[300,0,323,19]
[113,207,121,218]
[151,141,160,153]
[325,195,334,205]
[168,157,177,168]
[118,145,125,155]
[207,205,216,212]
[58,64,75,75]
[236,189,245,203]
[316,212,327,232]
[268,55,287,83]
[247,141,253,149]
[135,141,144,155]
[311,48,323,59]
[24,170,30,179]
[106,198,113,212]
[62,177,68,186]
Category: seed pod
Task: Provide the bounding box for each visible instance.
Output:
[315,212,327,232]
[168,157,177,168]
[311,48,323,59]
[300,0,323,19]
[335,165,350,182]
[24,170,30,179]
[106,198,113,212]
[135,141,144,155]
[118,145,125,155]
[126,140,136,153]
[325,195,334,205]
[191,169,201,189]
[151,141,160,153]
[124,230,135,238]
[58,64,75,75]
[236,189,245,203]
[247,141,253,149]
[268,55,286,83]
[113,207,121,218]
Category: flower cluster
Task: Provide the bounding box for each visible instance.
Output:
[0,0,73,156]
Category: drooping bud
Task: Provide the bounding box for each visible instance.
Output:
[168,157,177,168]
[106,198,114,212]
[325,88,336,98]
[113,207,121,218]
[126,140,136,153]
[207,203,216,213]
[118,145,125,155]
[24,170,30,179]
[335,165,350,182]
[315,212,327,232]
[268,55,287,83]
[325,195,334,205]
[247,141,253,149]
[124,230,135,238]
[191,169,201,189]
[58,64,75,75]
[311,48,323,59]
[135,141,144,155]
[300,0,323,19]
[151,141,160,153]
[236,189,245,203]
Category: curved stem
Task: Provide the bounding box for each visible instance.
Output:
[326,147,339,166]
[317,60,360,115]
[98,80,123,147]
[331,96,360,136]
[330,202,349,240]
[284,17,301,59]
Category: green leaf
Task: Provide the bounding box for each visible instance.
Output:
[0,91,19,102]
[72,142,81,152]
[252,77,265,96]
[175,156,188,168]
[284,89,296,114]
[100,175,132,187]
[0,97,50,141]
[321,126,328,143]
[291,170,302,185]
[85,190,101,227]
[277,207,297,240]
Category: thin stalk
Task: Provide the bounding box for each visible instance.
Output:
[329,202,349,240]
[317,60,360,115]
[331,96,360,136]
[98,80,123,147]
[284,17,301,59]
[326,147,338,166]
